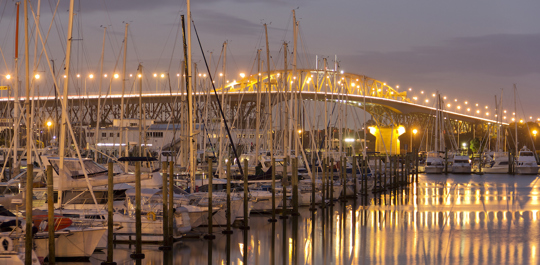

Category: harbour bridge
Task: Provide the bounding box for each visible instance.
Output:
[0,69,505,150]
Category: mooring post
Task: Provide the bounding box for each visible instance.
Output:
[445,147,448,174]
[280,157,289,219]
[168,162,174,244]
[310,157,317,211]
[329,158,335,206]
[204,159,216,239]
[415,148,419,183]
[223,161,233,234]
[25,164,33,264]
[242,159,250,229]
[269,158,278,222]
[47,165,57,265]
[508,152,512,174]
[130,162,145,260]
[292,157,299,216]
[352,156,357,198]
[321,159,326,208]
[340,156,347,202]
[159,162,169,250]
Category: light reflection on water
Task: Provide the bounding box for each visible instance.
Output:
[84,174,540,265]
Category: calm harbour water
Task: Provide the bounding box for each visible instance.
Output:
[79,173,540,265]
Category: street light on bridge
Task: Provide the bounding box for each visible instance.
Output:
[410,128,418,152]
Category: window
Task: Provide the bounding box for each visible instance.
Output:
[249,134,254,139]
[109,133,114,137]
[102,133,106,138]
[87,132,94,137]
[130,123,137,126]
[237,134,242,139]
[117,133,120,137]
[259,134,263,139]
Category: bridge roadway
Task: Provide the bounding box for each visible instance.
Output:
[0,69,505,126]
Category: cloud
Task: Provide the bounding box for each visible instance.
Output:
[344,33,540,78]
[192,10,262,36]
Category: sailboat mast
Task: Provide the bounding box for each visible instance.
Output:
[187,0,195,192]
[94,27,106,162]
[283,42,288,156]
[264,24,273,158]
[363,76,367,157]
[13,2,19,176]
[58,0,75,201]
[118,23,128,160]
[292,10,298,157]
[217,42,226,180]
[435,93,439,152]
[255,49,261,163]
[24,0,30,166]
[138,64,143,156]
[514,84,518,152]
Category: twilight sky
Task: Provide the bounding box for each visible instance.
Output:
[0,0,539,121]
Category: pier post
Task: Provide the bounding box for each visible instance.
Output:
[310,157,317,211]
[292,157,299,216]
[415,148,419,183]
[223,161,233,234]
[130,162,145,260]
[159,161,170,249]
[204,159,216,239]
[25,164,33,264]
[280,157,289,219]
[329,158,334,206]
[445,147,448,175]
[352,156,357,198]
[168,162,174,244]
[401,155,405,185]
[102,163,116,264]
[508,152,512,174]
[47,165,57,265]
[241,159,250,229]
[268,158,277,222]
[321,159,326,208]
[381,156,386,191]
[340,156,347,202]
[363,156,368,195]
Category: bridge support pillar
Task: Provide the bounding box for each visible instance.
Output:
[368,125,405,155]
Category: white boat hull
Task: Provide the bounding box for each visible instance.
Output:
[34,227,106,258]
[452,166,471,174]
[425,166,443,174]
[517,166,538,175]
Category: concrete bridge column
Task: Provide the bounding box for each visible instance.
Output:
[368,125,405,155]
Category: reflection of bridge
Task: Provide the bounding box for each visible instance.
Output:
[0,69,505,133]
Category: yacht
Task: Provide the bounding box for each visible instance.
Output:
[515,147,538,175]
[482,152,509,174]
[451,155,471,174]
[424,151,445,174]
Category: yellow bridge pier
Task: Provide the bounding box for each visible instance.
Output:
[368,125,406,155]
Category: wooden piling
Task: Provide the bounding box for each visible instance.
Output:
[340,157,347,201]
[280,157,289,219]
[204,159,216,239]
[444,147,448,174]
[223,161,233,234]
[242,159,250,229]
[130,162,145,260]
[168,162,174,243]
[159,162,169,249]
[415,148,419,183]
[268,158,277,222]
[329,158,334,206]
[25,164,33,264]
[352,156,357,197]
[47,165,56,265]
[310,157,317,211]
[321,159,326,208]
[292,157,299,216]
